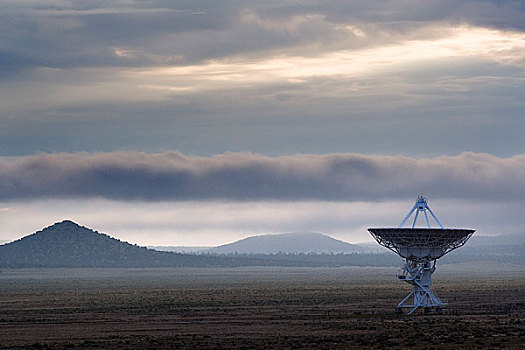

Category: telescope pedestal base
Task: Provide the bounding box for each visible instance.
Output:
[396,259,446,315]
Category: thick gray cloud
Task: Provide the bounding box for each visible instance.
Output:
[1,1,524,158]
[1,151,523,201]
[1,0,524,74]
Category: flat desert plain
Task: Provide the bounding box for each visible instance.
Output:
[0,264,524,349]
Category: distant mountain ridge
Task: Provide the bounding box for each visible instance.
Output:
[209,232,367,254]
[0,220,235,268]
[1,221,521,268]
[466,233,525,246]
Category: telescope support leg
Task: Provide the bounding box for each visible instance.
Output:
[396,259,446,315]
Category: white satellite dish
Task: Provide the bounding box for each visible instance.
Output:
[368,196,475,315]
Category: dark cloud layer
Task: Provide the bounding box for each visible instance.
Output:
[1,0,524,74]
[1,1,524,158]
[1,151,523,201]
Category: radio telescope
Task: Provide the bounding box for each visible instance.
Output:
[368,196,475,315]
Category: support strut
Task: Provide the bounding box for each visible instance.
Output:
[396,258,445,315]
[399,196,443,229]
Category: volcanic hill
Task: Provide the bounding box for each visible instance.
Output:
[0,220,232,268]
[209,232,367,254]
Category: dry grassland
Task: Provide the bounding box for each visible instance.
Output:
[0,265,524,349]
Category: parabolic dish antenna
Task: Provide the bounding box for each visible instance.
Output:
[368,196,475,315]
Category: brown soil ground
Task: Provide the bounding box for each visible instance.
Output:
[0,264,524,349]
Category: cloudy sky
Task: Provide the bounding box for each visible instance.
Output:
[1,0,524,246]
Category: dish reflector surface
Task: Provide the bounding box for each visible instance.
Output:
[367,228,475,260]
